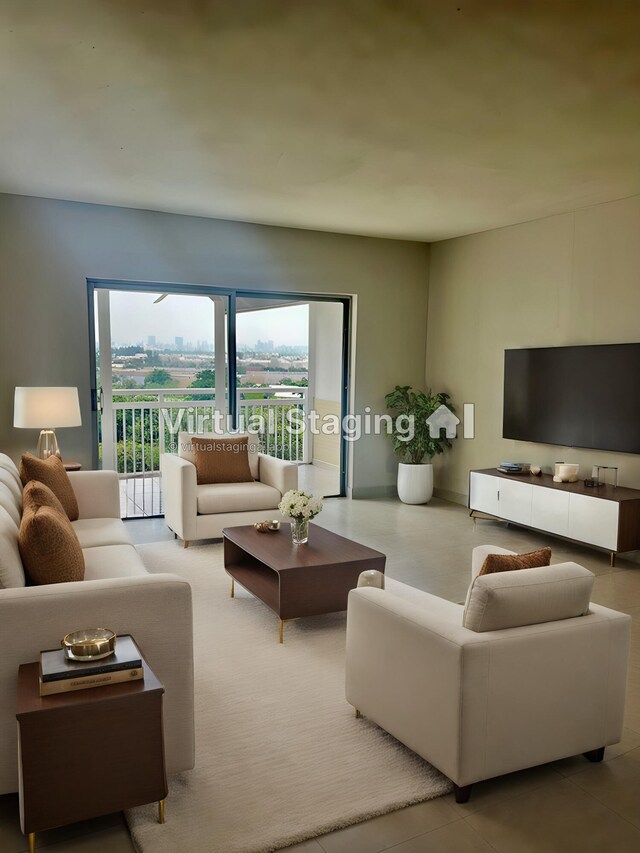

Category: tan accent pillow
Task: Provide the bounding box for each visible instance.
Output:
[179,432,261,480]
[23,479,68,516]
[18,485,85,585]
[193,436,254,485]
[19,453,79,521]
[478,547,552,576]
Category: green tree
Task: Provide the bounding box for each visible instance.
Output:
[189,369,215,388]
[187,368,215,401]
[144,368,174,388]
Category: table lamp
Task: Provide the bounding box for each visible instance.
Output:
[13,387,82,459]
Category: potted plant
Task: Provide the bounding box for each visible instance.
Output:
[384,386,455,504]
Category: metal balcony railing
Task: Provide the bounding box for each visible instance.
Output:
[100,386,308,517]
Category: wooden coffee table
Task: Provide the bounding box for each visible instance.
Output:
[223,523,386,642]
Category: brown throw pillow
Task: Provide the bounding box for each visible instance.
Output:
[479,548,552,576]
[19,453,79,521]
[23,480,67,517]
[18,485,85,585]
[193,436,254,485]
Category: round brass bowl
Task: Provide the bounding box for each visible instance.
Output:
[61,628,116,661]
[267,520,281,531]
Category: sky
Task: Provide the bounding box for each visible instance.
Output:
[105,290,310,347]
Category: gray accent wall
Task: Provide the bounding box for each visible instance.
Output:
[0,193,429,495]
[426,194,640,502]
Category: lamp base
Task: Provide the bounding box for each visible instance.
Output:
[35,430,61,460]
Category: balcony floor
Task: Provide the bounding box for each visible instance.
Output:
[119,463,341,518]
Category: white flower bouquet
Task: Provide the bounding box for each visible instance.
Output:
[278,489,323,543]
[279,489,323,520]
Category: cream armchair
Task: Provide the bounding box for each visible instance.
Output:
[161,432,298,546]
[346,545,631,803]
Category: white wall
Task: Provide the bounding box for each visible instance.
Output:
[0,193,430,496]
[426,194,640,503]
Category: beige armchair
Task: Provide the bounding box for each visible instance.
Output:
[161,432,298,545]
[346,545,631,803]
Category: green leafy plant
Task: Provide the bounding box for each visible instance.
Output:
[384,385,454,464]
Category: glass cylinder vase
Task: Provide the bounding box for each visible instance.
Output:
[290,517,309,545]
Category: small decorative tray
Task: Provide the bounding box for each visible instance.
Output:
[61,628,116,661]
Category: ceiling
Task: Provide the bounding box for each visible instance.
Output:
[0,0,638,241]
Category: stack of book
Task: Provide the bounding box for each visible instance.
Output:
[39,635,143,697]
[496,462,530,475]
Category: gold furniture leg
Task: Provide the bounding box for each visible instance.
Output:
[230,577,235,598]
[279,619,284,644]
[158,799,165,824]
[28,833,35,853]
[354,708,361,719]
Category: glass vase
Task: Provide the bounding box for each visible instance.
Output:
[290,517,309,545]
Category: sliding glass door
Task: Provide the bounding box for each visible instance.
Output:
[89,281,349,518]
[235,294,346,499]
[93,285,230,517]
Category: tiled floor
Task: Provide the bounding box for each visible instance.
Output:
[2,496,639,852]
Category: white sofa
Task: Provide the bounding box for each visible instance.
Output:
[0,453,195,795]
[346,544,631,802]
[161,432,298,546]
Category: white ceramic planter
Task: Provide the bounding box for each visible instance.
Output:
[397,463,434,505]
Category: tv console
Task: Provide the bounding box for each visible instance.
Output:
[469,469,640,566]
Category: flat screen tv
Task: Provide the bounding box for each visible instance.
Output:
[503,343,640,454]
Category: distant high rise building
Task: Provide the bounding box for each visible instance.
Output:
[175,336,184,348]
[256,339,274,353]
[147,335,156,346]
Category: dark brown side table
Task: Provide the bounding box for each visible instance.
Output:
[62,461,82,471]
[16,651,168,853]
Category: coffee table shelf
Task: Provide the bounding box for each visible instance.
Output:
[227,560,280,614]
[224,523,386,642]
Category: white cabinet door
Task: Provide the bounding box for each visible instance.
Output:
[568,493,619,550]
[531,487,570,537]
[469,472,499,515]
[497,479,533,526]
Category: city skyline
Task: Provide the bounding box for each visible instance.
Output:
[107,291,310,348]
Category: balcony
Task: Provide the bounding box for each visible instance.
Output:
[102,386,337,518]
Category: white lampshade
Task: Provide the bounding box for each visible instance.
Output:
[13,387,82,429]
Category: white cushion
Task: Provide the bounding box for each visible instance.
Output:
[82,544,148,581]
[463,562,594,632]
[196,481,281,515]
[0,483,20,528]
[72,518,134,549]
[0,469,22,508]
[178,432,260,480]
[0,453,21,489]
[0,505,25,588]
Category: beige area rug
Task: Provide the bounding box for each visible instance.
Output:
[126,540,451,853]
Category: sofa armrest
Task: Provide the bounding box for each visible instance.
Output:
[68,470,121,519]
[471,544,516,580]
[0,574,195,794]
[258,454,298,495]
[161,454,197,541]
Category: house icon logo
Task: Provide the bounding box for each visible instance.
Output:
[426,404,460,439]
